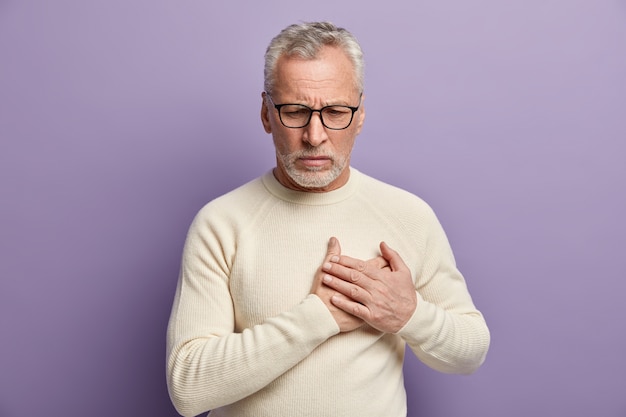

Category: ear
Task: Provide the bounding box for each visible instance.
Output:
[260,92,272,133]
[354,93,365,135]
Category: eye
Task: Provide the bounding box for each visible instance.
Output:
[324,106,351,118]
[281,105,310,118]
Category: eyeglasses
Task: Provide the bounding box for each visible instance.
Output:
[266,93,362,130]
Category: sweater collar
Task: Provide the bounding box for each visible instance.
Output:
[261,167,360,205]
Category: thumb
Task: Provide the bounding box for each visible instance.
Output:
[380,241,405,272]
[327,236,341,258]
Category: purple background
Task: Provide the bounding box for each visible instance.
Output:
[1,1,625,416]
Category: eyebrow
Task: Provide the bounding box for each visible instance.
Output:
[287,96,358,107]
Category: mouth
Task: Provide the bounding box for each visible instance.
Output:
[298,156,331,168]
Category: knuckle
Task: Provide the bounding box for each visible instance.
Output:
[371,308,385,323]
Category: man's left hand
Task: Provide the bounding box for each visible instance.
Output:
[321,240,417,334]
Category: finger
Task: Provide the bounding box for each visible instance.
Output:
[330,293,370,320]
[313,238,342,291]
[323,273,369,304]
[327,236,341,259]
[379,241,408,272]
[323,260,376,293]
[329,254,370,274]
[366,255,389,270]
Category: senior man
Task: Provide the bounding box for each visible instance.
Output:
[166,21,490,417]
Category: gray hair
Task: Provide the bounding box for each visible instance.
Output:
[263,21,364,95]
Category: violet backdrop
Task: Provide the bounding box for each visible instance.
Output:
[1,1,625,416]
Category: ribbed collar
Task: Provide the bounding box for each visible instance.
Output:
[261,167,360,206]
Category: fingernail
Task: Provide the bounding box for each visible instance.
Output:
[330,256,339,263]
[323,274,332,283]
[323,262,332,270]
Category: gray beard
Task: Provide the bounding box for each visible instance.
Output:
[276,149,346,189]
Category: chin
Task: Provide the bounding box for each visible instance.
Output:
[288,168,342,190]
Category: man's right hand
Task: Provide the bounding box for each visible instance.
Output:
[311,237,364,332]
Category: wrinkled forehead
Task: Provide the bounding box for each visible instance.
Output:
[272,47,359,96]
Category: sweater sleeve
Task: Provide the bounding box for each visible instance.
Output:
[166,209,339,417]
[396,207,490,374]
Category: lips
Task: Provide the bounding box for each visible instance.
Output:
[299,156,331,168]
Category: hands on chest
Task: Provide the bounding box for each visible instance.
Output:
[311,237,417,334]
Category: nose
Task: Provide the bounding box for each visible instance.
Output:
[302,112,328,147]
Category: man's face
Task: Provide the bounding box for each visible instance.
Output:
[261,46,365,192]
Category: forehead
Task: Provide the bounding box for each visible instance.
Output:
[272,46,358,103]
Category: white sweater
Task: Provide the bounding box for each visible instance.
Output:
[166,168,490,417]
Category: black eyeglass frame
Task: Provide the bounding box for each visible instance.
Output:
[266,93,362,130]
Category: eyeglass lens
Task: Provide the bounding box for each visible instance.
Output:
[279,105,355,129]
